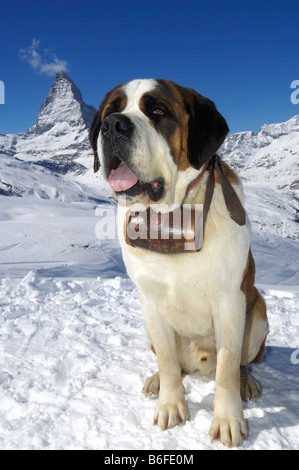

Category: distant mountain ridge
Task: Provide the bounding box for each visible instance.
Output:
[219,114,299,193]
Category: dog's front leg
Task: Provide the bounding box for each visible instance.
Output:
[209,293,247,447]
[143,306,189,430]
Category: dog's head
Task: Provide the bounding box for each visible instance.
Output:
[90,79,228,206]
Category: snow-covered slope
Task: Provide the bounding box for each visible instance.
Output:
[0,152,109,202]
[219,115,299,240]
[219,115,299,193]
[0,75,298,449]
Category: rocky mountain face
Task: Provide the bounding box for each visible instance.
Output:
[219,115,299,193]
[219,116,299,238]
[28,71,96,136]
[0,72,96,175]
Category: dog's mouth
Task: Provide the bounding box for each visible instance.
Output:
[108,156,164,202]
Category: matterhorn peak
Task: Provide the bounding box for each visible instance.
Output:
[54,70,70,81]
[27,72,96,136]
[6,73,98,175]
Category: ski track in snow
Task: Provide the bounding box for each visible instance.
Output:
[0,195,298,450]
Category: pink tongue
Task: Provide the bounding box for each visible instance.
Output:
[108,161,139,191]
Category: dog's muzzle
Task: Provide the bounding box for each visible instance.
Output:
[101,113,165,201]
[101,114,133,144]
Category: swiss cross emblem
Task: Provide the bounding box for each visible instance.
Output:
[153,217,162,227]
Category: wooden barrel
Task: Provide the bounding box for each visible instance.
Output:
[124,206,203,254]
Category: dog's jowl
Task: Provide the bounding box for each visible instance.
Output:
[90,79,269,448]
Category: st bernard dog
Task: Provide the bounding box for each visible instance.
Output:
[89,79,269,448]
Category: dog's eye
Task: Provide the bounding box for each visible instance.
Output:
[152,108,165,116]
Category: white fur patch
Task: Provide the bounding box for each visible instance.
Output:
[123,79,157,114]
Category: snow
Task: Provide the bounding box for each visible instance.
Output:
[0,183,298,450]
[219,114,299,193]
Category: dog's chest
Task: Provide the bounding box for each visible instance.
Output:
[162,282,214,337]
[122,246,218,338]
[118,202,251,338]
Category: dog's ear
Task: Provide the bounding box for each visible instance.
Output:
[180,87,229,169]
[89,111,102,173]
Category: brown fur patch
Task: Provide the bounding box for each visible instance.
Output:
[241,250,267,321]
[252,337,266,364]
[241,249,257,313]
[99,86,127,121]
[162,80,205,172]
[241,250,268,364]
[169,125,189,171]
[138,80,191,171]
[163,80,191,171]
[214,158,240,186]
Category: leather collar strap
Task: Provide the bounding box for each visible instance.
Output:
[216,157,246,226]
[186,160,210,194]
[187,155,246,227]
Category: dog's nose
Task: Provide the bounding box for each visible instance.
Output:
[101,114,133,141]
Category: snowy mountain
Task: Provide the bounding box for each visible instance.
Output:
[219,114,299,193]
[0,75,298,450]
[0,72,112,201]
[0,72,96,179]
[219,115,299,240]
[28,71,96,137]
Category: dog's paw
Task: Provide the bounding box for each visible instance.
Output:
[209,415,247,448]
[240,367,262,402]
[153,398,189,430]
[143,371,160,397]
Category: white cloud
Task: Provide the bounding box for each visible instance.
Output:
[19,39,69,77]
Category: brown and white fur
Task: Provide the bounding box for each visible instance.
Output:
[90,79,269,448]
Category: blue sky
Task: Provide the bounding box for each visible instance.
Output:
[1,0,298,135]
